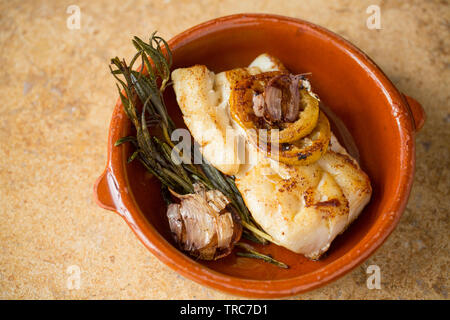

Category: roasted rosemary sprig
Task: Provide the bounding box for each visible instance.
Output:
[236,243,289,269]
[110,32,287,267]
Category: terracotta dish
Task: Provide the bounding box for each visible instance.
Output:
[94,14,425,298]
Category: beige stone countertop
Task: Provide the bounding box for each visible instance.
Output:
[0,0,448,299]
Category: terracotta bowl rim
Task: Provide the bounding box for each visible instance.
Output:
[95,13,417,298]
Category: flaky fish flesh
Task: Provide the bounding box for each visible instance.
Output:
[171,54,371,259]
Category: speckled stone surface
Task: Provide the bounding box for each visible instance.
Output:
[0,0,448,299]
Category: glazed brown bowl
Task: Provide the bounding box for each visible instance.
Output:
[94,14,425,298]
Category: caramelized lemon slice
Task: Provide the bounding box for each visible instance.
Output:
[251,111,331,166]
[229,72,319,143]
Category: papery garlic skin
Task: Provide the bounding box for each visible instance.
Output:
[167,184,242,260]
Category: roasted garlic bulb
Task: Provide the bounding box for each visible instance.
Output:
[167,184,242,260]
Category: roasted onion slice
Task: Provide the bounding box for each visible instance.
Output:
[251,111,331,166]
[229,72,320,143]
[167,184,242,260]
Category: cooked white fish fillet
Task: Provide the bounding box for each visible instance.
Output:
[171,65,239,175]
[171,54,283,175]
[167,183,241,260]
[248,53,288,73]
[235,134,371,259]
[172,54,372,259]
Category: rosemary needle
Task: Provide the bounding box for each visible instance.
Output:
[236,243,289,269]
